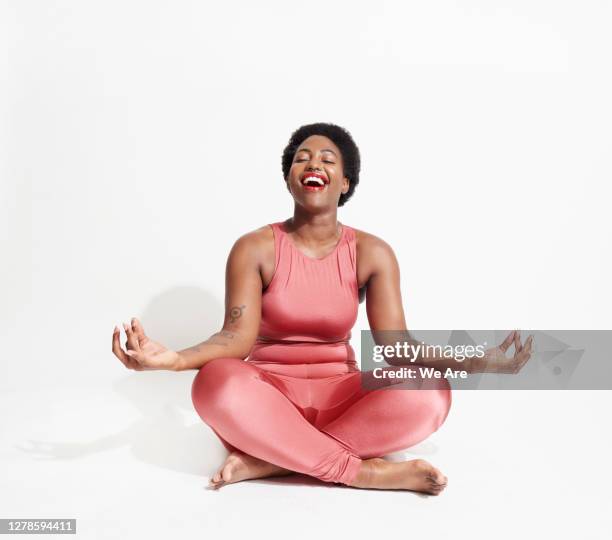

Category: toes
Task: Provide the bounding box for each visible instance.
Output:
[414,459,443,481]
[428,479,447,495]
[429,469,447,485]
[429,479,447,491]
[425,472,447,496]
[209,467,228,489]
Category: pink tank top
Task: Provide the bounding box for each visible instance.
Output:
[246,220,359,373]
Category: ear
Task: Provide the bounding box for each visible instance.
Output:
[342,176,350,194]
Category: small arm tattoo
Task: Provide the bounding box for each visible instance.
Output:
[206,331,236,346]
[228,304,246,324]
[184,331,237,352]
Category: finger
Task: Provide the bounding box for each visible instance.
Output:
[513,330,522,354]
[112,326,137,369]
[514,343,533,372]
[131,317,146,342]
[515,332,533,365]
[112,326,128,366]
[123,322,141,351]
[519,337,533,363]
[499,331,516,353]
[113,326,142,371]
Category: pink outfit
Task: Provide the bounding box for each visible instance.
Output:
[191,221,451,485]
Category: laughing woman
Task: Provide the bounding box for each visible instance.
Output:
[112,122,532,495]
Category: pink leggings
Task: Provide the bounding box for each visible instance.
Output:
[191,357,452,485]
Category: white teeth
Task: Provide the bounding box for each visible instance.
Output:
[302,176,325,186]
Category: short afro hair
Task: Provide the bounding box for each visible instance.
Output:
[281,122,360,207]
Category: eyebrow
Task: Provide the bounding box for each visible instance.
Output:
[296,147,337,157]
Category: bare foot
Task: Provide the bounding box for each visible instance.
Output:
[348,458,448,495]
[208,451,294,489]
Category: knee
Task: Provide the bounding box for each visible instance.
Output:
[190,357,248,419]
[426,375,452,429]
[401,382,452,431]
[435,381,452,429]
[419,374,452,429]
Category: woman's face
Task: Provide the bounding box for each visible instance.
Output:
[286,135,349,210]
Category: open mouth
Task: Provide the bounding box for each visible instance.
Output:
[301,175,328,192]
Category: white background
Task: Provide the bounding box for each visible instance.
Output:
[1,1,611,538]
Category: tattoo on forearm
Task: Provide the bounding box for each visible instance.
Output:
[204,338,228,347]
[228,304,246,324]
[206,331,235,346]
[185,330,237,352]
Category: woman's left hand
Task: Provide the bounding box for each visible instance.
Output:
[467,330,533,374]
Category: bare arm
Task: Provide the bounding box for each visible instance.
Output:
[363,235,468,371]
[363,235,533,373]
[174,232,263,371]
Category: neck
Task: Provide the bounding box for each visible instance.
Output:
[286,209,341,246]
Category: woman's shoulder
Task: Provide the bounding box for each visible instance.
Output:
[351,225,395,255]
[233,223,275,249]
[226,224,275,264]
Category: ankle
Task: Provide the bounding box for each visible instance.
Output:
[348,458,386,488]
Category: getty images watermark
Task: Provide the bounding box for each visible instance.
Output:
[359,330,612,390]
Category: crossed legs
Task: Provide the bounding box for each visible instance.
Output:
[191,357,451,493]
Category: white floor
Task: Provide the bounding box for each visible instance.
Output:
[1,372,611,540]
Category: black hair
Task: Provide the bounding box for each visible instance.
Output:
[281,122,360,207]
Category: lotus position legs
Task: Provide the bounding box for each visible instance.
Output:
[192,357,451,494]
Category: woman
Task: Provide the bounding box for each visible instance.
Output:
[112,122,533,495]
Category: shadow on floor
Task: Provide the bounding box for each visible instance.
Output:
[15,285,440,481]
[16,287,227,476]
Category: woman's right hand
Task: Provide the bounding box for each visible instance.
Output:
[111,318,180,371]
